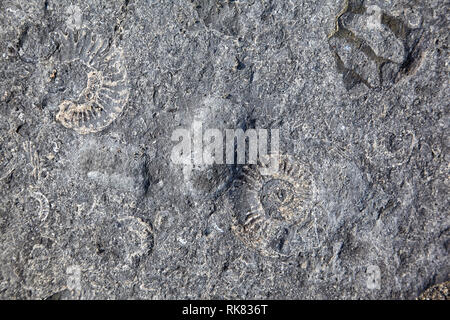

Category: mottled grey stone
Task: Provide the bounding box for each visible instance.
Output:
[0,0,448,299]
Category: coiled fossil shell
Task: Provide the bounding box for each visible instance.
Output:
[229,156,315,258]
[54,28,129,134]
[29,190,50,222]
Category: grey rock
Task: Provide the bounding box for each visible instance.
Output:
[0,0,448,299]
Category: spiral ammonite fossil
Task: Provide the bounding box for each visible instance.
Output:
[229,156,315,258]
[54,28,129,134]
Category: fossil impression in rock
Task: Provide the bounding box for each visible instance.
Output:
[54,28,129,134]
[328,1,424,90]
[229,156,315,258]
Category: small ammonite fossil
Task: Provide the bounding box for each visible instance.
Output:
[94,216,154,267]
[54,28,129,134]
[229,155,314,258]
[29,190,50,222]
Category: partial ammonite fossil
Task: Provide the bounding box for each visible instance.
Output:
[328,1,425,90]
[54,28,129,134]
[95,216,154,266]
[29,190,50,222]
[228,156,315,258]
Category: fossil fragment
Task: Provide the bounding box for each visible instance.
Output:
[54,28,129,134]
[95,216,154,266]
[23,141,41,182]
[328,1,424,90]
[0,140,16,181]
[191,0,241,37]
[29,190,50,222]
[229,156,314,258]
[0,122,18,181]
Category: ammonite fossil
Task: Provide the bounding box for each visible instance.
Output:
[94,216,154,266]
[229,156,315,258]
[54,28,129,134]
[29,190,50,222]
